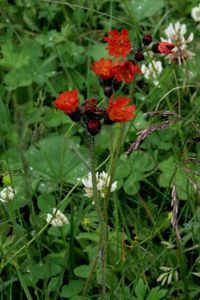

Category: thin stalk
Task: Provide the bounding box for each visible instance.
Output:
[99,124,125,298]
[88,134,107,299]
[175,238,188,299]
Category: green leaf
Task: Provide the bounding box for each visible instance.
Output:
[48,277,60,292]
[0,44,30,69]
[87,43,109,60]
[4,67,33,90]
[124,175,141,195]
[115,159,131,180]
[38,193,56,212]
[61,280,84,298]
[158,156,189,200]
[146,286,167,300]
[76,232,99,243]
[27,135,89,185]
[74,265,90,278]
[122,0,164,21]
[135,278,146,300]
[44,109,68,128]
[129,151,156,173]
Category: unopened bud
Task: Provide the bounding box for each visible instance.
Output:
[86,119,101,135]
[135,50,144,61]
[143,34,153,45]
[152,43,160,53]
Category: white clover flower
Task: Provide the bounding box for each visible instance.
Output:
[191,4,200,22]
[141,60,163,86]
[97,171,117,197]
[161,21,194,64]
[46,208,69,227]
[82,171,117,198]
[82,172,98,198]
[0,186,15,203]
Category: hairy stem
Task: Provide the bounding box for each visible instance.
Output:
[87,135,107,299]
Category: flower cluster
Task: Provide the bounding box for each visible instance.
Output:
[153,22,194,64]
[54,90,136,135]
[46,208,69,227]
[92,29,141,97]
[54,29,141,136]
[82,171,117,198]
[0,186,15,203]
[141,60,163,86]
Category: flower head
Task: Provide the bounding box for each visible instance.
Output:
[82,171,117,198]
[0,186,15,203]
[141,60,163,86]
[46,208,69,227]
[104,29,132,58]
[92,58,114,80]
[97,171,117,197]
[82,172,95,198]
[112,61,141,84]
[160,22,194,64]
[81,217,91,227]
[191,5,200,22]
[106,96,136,122]
[54,90,79,114]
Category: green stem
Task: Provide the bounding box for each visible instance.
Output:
[175,237,188,299]
[88,134,107,299]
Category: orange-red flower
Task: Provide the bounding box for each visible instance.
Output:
[107,96,136,122]
[112,61,141,84]
[104,29,132,58]
[158,42,175,53]
[54,90,79,114]
[92,58,114,79]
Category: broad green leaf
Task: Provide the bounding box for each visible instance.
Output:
[122,0,164,21]
[87,43,109,60]
[115,159,131,179]
[0,44,30,69]
[38,193,56,212]
[4,67,33,90]
[27,135,89,185]
[158,156,190,200]
[129,151,156,174]
[61,280,84,298]
[48,277,60,292]
[44,109,69,128]
[135,278,146,300]
[124,175,141,195]
[74,265,90,279]
[146,286,167,300]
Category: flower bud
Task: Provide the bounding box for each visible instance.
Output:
[135,50,144,61]
[83,99,98,118]
[143,34,153,45]
[86,119,101,135]
[68,108,82,122]
[151,43,160,53]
